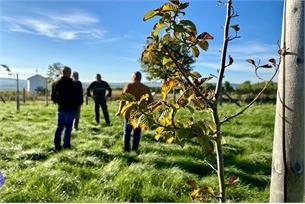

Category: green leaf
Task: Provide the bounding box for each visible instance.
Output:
[120,93,136,102]
[176,128,191,140]
[191,71,202,79]
[191,46,199,57]
[143,10,160,21]
[137,114,153,130]
[170,0,180,6]
[207,187,215,195]
[186,105,195,113]
[179,2,189,9]
[174,24,185,33]
[230,24,240,32]
[198,40,209,51]
[180,20,197,35]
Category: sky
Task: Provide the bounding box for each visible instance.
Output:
[0,0,283,83]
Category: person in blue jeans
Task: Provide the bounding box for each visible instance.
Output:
[116,71,153,151]
[51,66,77,151]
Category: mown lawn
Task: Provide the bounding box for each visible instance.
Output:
[0,101,275,202]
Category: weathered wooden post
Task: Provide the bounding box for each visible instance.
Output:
[16,73,20,112]
[270,0,304,202]
[22,88,26,103]
[45,78,48,106]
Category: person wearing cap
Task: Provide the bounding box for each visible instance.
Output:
[87,73,112,125]
[51,66,77,151]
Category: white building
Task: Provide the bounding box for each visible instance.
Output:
[26,74,47,95]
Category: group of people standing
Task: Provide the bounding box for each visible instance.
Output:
[51,66,152,152]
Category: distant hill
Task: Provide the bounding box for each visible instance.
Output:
[0,78,239,91]
[0,78,162,91]
[0,78,27,91]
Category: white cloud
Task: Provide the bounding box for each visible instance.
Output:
[119,56,138,62]
[0,10,105,40]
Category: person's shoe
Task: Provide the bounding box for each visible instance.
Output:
[64,145,72,149]
[54,147,62,152]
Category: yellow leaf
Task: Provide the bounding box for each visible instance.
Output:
[161,2,178,12]
[156,127,165,135]
[129,117,137,129]
[191,189,200,200]
[208,121,217,133]
[161,78,176,100]
[207,187,214,195]
[166,136,174,144]
[154,134,162,141]
[162,56,172,65]
[121,102,137,118]
[143,10,159,21]
[140,93,149,102]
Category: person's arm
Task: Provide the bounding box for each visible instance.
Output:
[86,82,94,97]
[51,82,57,104]
[115,100,126,117]
[80,82,84,105]
[116,84,128,117]
[106,82,112,97]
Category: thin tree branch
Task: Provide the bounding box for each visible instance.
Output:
[215,0,232,103]
[163,45,213,109]
[220,67,279,124]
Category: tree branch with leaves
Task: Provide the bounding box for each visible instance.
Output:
[118,0,280,202]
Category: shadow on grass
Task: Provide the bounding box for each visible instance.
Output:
[82,149,114,162]
[225,158,271,189]
[152,158,214,177]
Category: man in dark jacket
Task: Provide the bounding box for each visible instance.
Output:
[51,66,77,151]
[87,73,112,125]
[72,71,84,130]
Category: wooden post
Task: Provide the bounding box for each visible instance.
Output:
[16,74,20,112]
[270,0,304,202]
[45,79,48,106]
[22,88,26,103]
[86,95,88,105]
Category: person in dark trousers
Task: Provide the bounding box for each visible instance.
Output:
[116,71,153,151]
[87,73,112,125]
[51,66,77,151]
[72,71,84,130]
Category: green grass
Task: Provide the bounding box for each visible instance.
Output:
[0,101,275,202]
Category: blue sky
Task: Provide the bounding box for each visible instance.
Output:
[0,0,283,83]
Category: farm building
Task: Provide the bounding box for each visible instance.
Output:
[26,74,47,95]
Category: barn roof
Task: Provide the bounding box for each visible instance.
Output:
[27,74,47,80]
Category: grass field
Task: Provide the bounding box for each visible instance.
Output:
[0,101,275,202]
